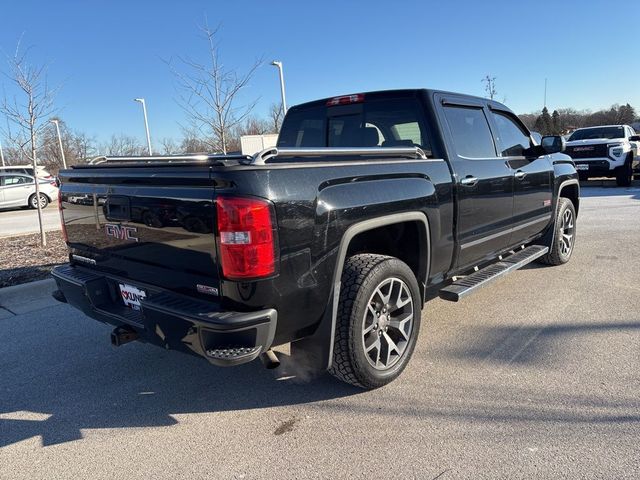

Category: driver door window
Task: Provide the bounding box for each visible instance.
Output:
[491,111,532,157]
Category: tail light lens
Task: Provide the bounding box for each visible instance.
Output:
[58,190,68,243]
[216,196,278,280]
[326,93,365,106]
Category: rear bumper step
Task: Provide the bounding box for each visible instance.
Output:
[51,264,277,366]
[439,245,549,302]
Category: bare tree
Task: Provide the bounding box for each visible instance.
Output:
[482,75,497,100]
[1,39,58,246]
[167,20,262,154]
[159,137,177,154]
[268,102,283,133]
[102,134,144,156]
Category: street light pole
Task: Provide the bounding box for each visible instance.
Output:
[50,119,67,169]
[271,61,287,114]
[0,139,5,167]
[134,98,152,155]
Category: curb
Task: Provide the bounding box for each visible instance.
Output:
[0,278,58,318]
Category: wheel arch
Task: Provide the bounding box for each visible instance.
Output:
[326,212,431,368]
[558,179,580,215]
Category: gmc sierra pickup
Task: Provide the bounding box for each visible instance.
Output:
[52,89,579,389]
[565,124,640,186]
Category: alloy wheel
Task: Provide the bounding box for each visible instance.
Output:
[361,277,414,370]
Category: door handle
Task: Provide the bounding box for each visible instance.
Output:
[515,170,527,180]
[460,176,478,187]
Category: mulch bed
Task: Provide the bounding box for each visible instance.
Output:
[0,232,68,287]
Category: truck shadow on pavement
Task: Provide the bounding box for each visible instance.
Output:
[436,320,640,367]
[0,311,360,448]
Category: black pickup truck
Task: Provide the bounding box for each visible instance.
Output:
[52,89,579,389]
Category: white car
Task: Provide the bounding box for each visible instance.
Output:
[0,173,59,210]
[564,125,640,186]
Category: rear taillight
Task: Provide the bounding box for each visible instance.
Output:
[58,190,68,242]
[216,196,277,280]
[326,93,365,106]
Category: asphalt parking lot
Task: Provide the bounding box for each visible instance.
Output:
[1,184,639,479]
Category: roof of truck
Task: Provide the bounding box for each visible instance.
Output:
[290,88,512,113]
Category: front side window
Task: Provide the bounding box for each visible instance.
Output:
[491,111,531,157]
[443,106,496,158]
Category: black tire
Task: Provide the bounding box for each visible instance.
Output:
[28,193,49,209]
[328,254,421,389]
[538,197,576,266]
[615,156,633,187]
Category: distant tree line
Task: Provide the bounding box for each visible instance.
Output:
[519,103,638,136]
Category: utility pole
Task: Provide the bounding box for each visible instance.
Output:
[134,98,152,155]
[544,78,548,109]
[50,119,67,169]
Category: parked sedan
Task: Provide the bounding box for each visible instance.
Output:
[0,173,58,210]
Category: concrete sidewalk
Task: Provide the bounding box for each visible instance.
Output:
[0,278,57,319]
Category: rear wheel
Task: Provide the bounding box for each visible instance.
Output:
[329,254,421,389]
[538,197,576,266]
[29,193,49,209]
[615,156,633,187]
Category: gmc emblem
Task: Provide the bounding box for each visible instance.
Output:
[105,224,139,242]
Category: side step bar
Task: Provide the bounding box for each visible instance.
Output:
[439,245,549,302]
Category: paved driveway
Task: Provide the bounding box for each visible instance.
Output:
[0,204,60,237]
[0,185,639,479]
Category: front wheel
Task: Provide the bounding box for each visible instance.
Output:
[29,193,49,209]
[329,254,421,389]
[538,197,576,266]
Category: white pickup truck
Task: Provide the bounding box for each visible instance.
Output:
[565,125,640,186]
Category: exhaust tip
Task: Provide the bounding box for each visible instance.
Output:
[110,326,138,347]
[260,349,280,369]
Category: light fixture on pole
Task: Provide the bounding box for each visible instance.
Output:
[134,98,153,155]
[271,61,287,114]
[50,119,67,169]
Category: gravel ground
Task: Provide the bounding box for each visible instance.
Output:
[0,232,68,287]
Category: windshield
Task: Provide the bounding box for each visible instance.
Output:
[568,126,624,141]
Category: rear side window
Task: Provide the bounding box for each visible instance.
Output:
[278,97,431,154]
[443,106,496,158]
[490,111,531,157]
[3,175,31,186]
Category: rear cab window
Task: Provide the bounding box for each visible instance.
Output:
[277,93,432,157]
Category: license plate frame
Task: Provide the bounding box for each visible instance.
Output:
[118,283,147,310]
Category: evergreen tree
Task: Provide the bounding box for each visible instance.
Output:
[534,107,554,135]
[551,110,561,135]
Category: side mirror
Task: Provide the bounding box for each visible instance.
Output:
[541,135,566,154]
[629,135,640,142]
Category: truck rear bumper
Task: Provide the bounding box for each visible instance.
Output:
[51,264,277,366]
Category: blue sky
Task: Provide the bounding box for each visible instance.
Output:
[0,0,638,145]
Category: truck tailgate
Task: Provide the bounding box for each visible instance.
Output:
[59,169,220,299]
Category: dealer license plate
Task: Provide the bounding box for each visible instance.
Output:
[119,283,147,310]
[575,164,589,171]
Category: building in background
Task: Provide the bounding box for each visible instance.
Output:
[240,134,278,156]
